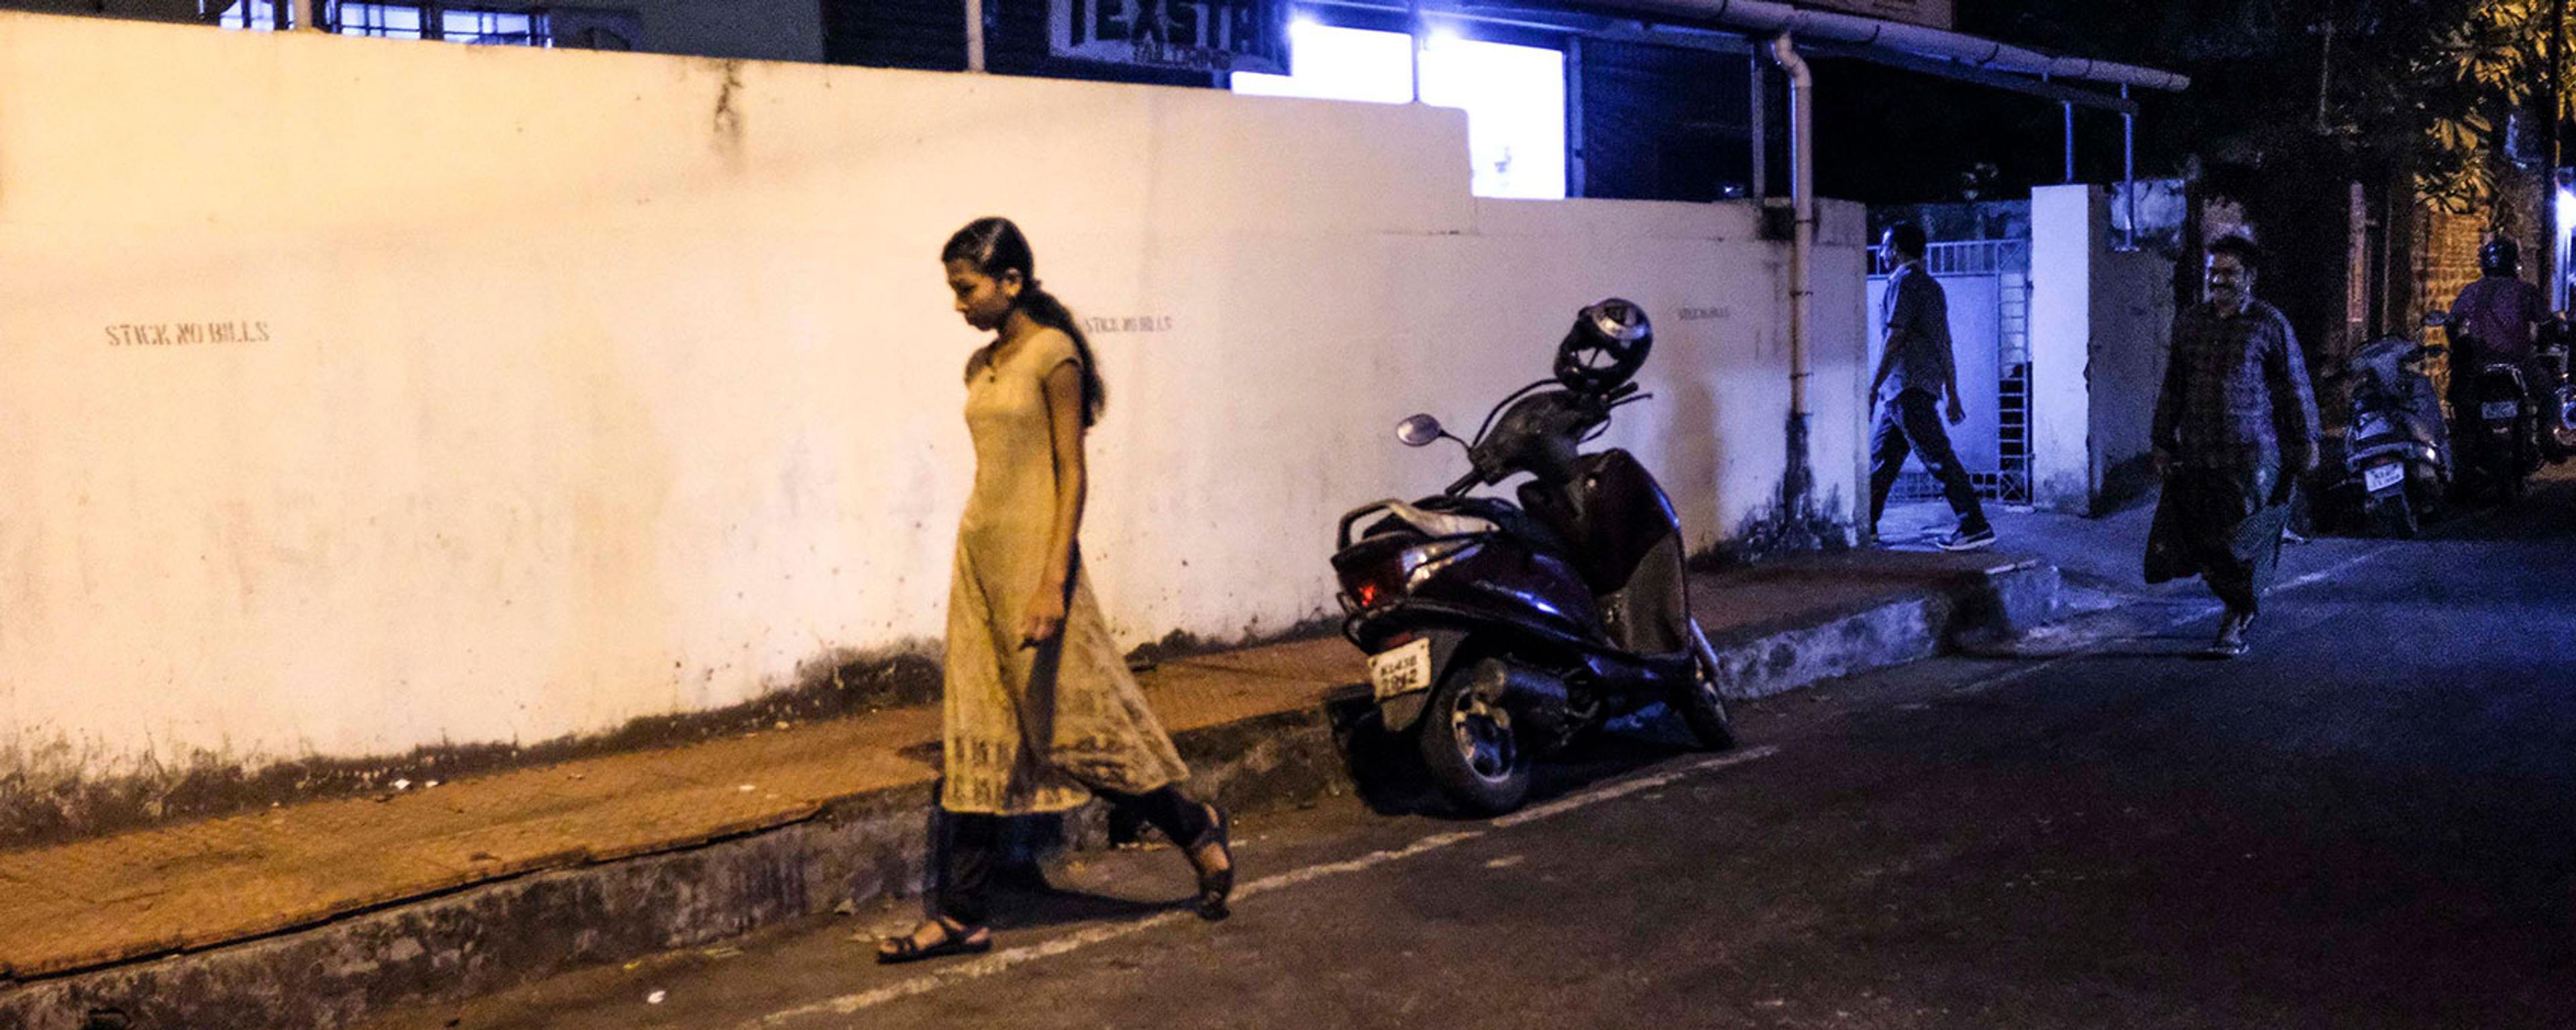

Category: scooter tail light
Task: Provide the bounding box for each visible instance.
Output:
[1342,538,1477,611]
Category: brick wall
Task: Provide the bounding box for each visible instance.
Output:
[2417,205,2491,398]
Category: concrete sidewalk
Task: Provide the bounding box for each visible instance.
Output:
[0,549,2057,1030]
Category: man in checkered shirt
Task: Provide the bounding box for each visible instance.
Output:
[2145,235,2321,658]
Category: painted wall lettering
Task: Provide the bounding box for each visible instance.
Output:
[1676,307,1732,322]
[1080,314,1175,335]
[103,321,271,347]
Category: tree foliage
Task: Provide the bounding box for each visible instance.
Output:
[2412,0,2572,213]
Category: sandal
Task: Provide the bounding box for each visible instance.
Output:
[1188,803,1235,922]
[875,917,993,965]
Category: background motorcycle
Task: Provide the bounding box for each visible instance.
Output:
[1328,299,1733,816]
[2469,362,2539,501]
[2434,309,2544,502]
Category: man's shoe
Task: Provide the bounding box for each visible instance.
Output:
[2206,610,2252,659]
[1936,526,1996,552]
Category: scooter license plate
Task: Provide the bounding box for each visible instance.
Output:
[2483,400,2521,421]
[2363,463,2404,493]
[1367,638,1434,701]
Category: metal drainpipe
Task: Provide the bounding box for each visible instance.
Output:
[1769,33,1816,509]
[965,0,986,72]
[2122,84,2136,251]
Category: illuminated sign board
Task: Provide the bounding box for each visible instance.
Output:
[1050,0,1293,74]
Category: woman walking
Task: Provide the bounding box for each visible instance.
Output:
[878,217,1233,964]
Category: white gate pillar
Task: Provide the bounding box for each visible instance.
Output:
[2029,184,2177,515]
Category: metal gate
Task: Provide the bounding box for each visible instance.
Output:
[1864,237,2033,506]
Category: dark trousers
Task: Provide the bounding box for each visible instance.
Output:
[2144,466,2291,616]
[934,785,1210,926]
[1868,389,1990,532]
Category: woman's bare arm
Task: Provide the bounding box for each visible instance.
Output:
[1020,356,1088,646]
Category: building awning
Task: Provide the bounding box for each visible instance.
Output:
[1305,1,2190,111]
[1587,0,2188,93]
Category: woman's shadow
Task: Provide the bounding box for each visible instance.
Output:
[916,797,1199,931]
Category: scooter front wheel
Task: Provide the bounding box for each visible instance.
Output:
[1417,659,1533,817]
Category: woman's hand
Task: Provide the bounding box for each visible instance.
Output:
[1020,583,1068,648]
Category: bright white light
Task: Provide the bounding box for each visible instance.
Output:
[2557,186,2576,310]
[1230,24,1566,200]
[1420,38,1566,199]
[1230,22,1413,105]
[1426,26,1464,50]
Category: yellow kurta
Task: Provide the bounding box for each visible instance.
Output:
[941,329,1190,815]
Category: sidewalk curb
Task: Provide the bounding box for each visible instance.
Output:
[1706,559,2060,699]
[0,561,2056,1030]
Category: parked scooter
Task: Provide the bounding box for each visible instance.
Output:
[2334,331,2452,538]
[1328,299,1734,815]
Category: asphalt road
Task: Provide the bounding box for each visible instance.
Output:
[366,472,2576,1030]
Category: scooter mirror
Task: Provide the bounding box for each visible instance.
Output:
[1395,414,1446,448]
[2424,309,2449,328]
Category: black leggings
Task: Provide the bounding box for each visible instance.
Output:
[934,785,1212,926]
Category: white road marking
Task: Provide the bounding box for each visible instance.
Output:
[1493,748,1776,828]
[741,746,1780,1029]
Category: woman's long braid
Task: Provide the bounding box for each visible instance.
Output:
[1011,278,1104,427]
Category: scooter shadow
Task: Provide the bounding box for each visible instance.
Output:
[1332,699,1716,819]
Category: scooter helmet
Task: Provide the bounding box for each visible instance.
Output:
[2481,237,2521,278]
[1554,298,1654,394]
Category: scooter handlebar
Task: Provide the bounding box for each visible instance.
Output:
[1445,469,1485,496]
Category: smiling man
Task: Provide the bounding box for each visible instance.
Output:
[2145,235,2321,658]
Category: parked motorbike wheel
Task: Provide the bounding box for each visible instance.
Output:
[1417,658,1533,816]
[2368,490,2418,539]
[1675,625,1737,750]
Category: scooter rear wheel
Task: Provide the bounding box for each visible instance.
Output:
[1417,659,1533,817]
[2369,492,2418,539]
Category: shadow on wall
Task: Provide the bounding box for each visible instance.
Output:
[1698,484,1856,569]
[2095,451,2158,517]
[1663,349,1727,545]
[0,642,946,852]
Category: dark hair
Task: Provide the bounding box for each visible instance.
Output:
[941,217,1106,426]
[2206,234,2262,273]
[1882,221,1928,259]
